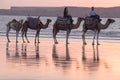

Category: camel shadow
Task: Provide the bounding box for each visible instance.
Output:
[52,44,71,69]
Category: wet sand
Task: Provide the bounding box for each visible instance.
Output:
[0,36,120,80]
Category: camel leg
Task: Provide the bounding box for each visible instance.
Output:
[82,31,87,45]
[92,31,96,45]
[66,29,70,44]
[55,31,59,44]
[37,30,40,43]
[35,31,38,43]
[52,29,55,43]
[16,31,19,43]
[97,31,100,45]
[22,30,25,43]
[6,27,11,42]
[35,30,40,43]
[24,30,29,43]
[53,28,58,44]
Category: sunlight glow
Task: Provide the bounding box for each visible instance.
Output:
[0,0,120,9]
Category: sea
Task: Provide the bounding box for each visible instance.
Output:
[0,15,120,40]
[0,15,120,80]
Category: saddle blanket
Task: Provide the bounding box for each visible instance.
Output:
[85,16,99,25]
[84,16,99,29]
[56,17,71,25]
[27,17,39,28]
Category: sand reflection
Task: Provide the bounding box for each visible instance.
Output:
[82,45,108,72]
[5,41,110,76]
[82,44,99,61]
[82,44,101,72]
[52,44,71,70]
[6,42,40,65]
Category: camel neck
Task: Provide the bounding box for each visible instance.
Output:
[73,19,82,29]
[42,21,50,29]
[101,20,111,29]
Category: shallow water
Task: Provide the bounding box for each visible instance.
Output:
[0,15,120,80]
[0,37,120,80]
[0,15,120,40]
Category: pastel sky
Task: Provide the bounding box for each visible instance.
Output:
[1,0,120,9]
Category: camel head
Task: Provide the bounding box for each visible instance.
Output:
[47,19,52,23]
[108,19,115,24]
[70,17,84,29]
[78,17,84,22]
[39,19,52,29]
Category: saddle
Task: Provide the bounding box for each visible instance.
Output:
[56,17,71,25]
[27,17,39,28]
[84,16,100,29]
[84,16,99,25]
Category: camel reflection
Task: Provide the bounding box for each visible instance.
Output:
[82,44,99,61]
[6,42,19,58]
[93,44,99,61]
[82,44,100,71]
[35,43,40,59]
[6,42,40,65]
[21,43,27,57]
[52,44,71,69]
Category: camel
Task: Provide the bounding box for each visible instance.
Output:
[53,17,84,44]
[6,19,23,43]
[22,16,52,43]
[82,18,115,45]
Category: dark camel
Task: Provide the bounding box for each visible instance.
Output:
[22,16,52,43]
[6,19,23,43]
[53,17,84,44]
[82,18,115,45]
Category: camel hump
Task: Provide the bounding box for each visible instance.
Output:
[27,17,39,28]
[56,17,71,25]
[11,19,18,23]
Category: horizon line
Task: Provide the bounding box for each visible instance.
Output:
[1,5,120,9]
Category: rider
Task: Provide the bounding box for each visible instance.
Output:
[89,6,101,22]
[63,7,68,18]
[63,7,73,24]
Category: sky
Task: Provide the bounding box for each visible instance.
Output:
[0,0,120,9]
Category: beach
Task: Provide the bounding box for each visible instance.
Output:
[0,36,120,80]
